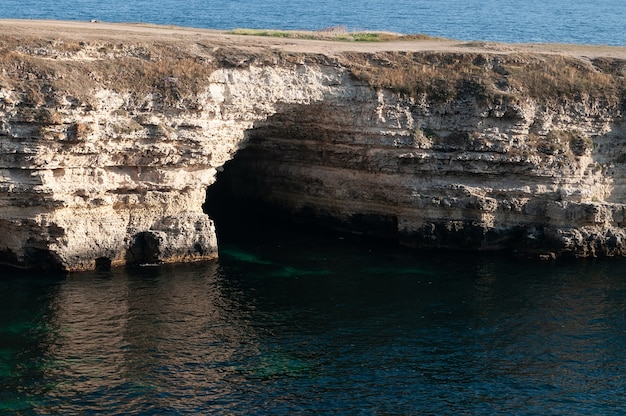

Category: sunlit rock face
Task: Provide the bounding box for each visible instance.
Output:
[217,80,626,259]
[1,34,626,271]
[0,51,354,270]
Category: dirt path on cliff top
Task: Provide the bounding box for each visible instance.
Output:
[1,19,626,59]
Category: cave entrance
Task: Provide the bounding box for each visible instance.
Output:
[126,231,162,265]
[203,146,400,251]
[202,105,401,248]
[203,107,315,245]
[202,148,311,246]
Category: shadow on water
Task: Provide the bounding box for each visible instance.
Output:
[3,204,626,413]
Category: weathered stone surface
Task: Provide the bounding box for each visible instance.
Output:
[1,25,626,270]
[220,87,626,259]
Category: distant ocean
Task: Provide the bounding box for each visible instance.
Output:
[1,0,625,45]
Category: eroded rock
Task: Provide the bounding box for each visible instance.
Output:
[1,30,626,270]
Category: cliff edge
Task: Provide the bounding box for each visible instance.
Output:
[1,20,625,271]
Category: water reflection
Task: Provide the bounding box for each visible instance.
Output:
[17,264,262,414]
[2,247,626,414]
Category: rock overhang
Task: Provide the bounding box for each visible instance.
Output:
[1,23,626,271]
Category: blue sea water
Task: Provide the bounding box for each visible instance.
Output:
[0,0,625,45]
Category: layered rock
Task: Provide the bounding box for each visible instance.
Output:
[225,88,626,258]
[0,27,625,270]
[0,40,354,270]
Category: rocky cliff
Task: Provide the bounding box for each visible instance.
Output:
[1,22,625,271]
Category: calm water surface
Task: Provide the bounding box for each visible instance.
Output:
[0,0,625,45]
[2,227,626,414]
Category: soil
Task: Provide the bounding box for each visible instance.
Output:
[1,19,625,59]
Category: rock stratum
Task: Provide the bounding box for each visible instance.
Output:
[1,21,626,271]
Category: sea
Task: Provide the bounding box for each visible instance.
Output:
[0,0,625,45]
[2,1,626,414]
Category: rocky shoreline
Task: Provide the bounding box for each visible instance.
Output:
[1,20,625,271]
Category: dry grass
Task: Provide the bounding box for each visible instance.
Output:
[0,31,623,113]
[341,51,625,106]
[93,54,214,99]
[0,36,218,107]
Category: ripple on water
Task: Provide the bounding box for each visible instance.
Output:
[2,243,626,413]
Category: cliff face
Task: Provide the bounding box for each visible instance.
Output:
[225,84,626,258]
[1,26,625,270]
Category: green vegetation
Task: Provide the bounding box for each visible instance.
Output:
[228,29,316,39]
[227,27,436,42]
[566,131,594,156]
[421,127,439,140]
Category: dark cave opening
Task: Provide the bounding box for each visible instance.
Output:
[202,146,401,251]
[202,151,314,246]
[202,107,402,251]
[126,231,162,266]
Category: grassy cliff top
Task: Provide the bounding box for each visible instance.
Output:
[0,19,624,107]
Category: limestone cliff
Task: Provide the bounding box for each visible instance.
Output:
[0,23,625,271]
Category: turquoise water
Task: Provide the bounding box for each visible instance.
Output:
[0,0,625,45]
[2,227,626,414]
